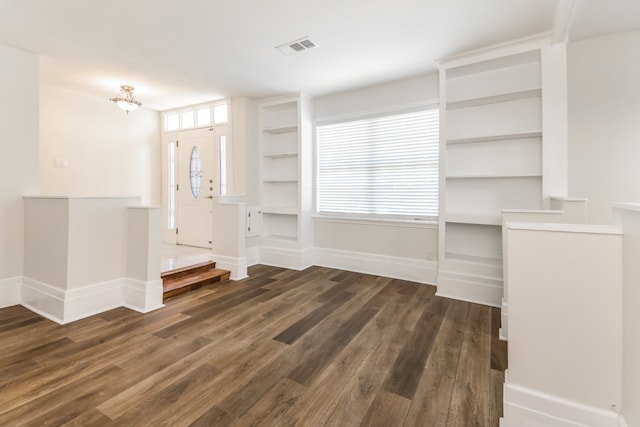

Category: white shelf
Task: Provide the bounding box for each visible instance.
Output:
[263,152,298,158]
[261,207,298,215]
[262,234,298,243]
[262,125,298,134]
[262,179,297,183]
[446,88,541,110]
[445,251,503,267]
[259,96,306,250]
[446,96,541,141]
[446,173,541,180]
[444,212,502,226]
[446,131,542,145]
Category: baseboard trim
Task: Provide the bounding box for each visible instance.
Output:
[21,276,163,324]
[0,276,22,308]
[436,270,503,307]
[260,247,314,271]
[500,298,509,340]
[212,254,248,280]
[123,278,164,313]
[21,277,66,323]
[314,247,437,285]
[246,246,260,267]
[503,381,620,427]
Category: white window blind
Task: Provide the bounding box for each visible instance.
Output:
[317,108,439,219]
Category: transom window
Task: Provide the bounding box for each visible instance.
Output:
[316,106,439,220]
[165,101,229,131]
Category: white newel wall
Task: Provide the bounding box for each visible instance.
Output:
[125,206,164,313]
[22,196,163,323]
[499,197,588,340]
[212,196,248,280]
[503,222,622,427]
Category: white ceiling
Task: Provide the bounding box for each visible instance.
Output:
[0,0,638,111]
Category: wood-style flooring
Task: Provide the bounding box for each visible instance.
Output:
[0,265,507,426]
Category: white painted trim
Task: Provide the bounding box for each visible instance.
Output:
[0,276,22,308]
[260,246,314,271]
[212,254,248,280]
[246,245,260,267]
[500,297,509,341]
[436,270,502,307]
[21,276,163,324]
[314,247,437,285]
[123,278,164,313]
[503,381,620,427]
[551,0,580,44]
[506,222,622,235]
[437,32,551,68]
[63,279,125,324]
[21,277,66,323]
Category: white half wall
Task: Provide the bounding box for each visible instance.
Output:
[22,197,163,323]
[612,203,640,427]
[568,30,640,224]
[503,222,622,426]
[39,84,161,205]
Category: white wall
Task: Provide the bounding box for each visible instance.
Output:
[568,30,640,224]
[0,44,39,284]
[39,85,161,205]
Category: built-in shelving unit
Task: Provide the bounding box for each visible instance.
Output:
[258,95,313,268]
[436,37,568,307]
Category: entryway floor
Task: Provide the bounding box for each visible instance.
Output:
[161,244,212,273]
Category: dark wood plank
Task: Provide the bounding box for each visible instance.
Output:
[359,389,412,427]
[383,296,449,399]
[446,304,493,427]
[403,299,469,426]
[273,290,354,344]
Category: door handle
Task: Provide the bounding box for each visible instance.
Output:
[205,195,213,199]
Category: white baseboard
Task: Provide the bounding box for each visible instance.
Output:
[21,277,66,323]
[21,276,163,324]
[246,245,260,267]
[436,270,503,307]
[503,380,620,427]
[314,247,438,285]
[212,254,248,280]
[0,276,22,308]
[123,278,164,313]
[260,247,314,271]
[500,297,509,340]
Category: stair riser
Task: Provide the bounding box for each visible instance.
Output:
[163,272,231,300]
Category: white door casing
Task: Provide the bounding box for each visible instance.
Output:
[176,127,226,248]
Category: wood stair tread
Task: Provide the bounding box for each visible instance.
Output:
[161,260,215,278]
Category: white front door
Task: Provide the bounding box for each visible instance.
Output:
[177,128,217,248]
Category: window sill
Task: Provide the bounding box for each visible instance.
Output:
[312,214,438,229]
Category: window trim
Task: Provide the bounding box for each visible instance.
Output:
[314,100,440,223]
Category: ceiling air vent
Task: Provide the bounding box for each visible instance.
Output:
[276,37,318,55]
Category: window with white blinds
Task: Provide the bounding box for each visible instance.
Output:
[317,107,439,220]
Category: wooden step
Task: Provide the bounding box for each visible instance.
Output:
[162,261,230,300]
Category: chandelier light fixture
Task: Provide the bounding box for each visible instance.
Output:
[110,84,142,114]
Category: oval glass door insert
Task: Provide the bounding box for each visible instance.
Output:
[189,146,203,199]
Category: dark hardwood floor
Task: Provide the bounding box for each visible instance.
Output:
[0,265,507,426]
